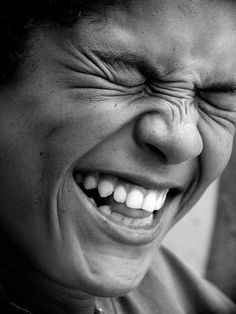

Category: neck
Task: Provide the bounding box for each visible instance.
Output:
[0,239,96,314]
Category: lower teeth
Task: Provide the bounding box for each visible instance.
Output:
[98,205,112,216]
[89,197,97,207]
[97,205,153,227]
[87,190,153,227]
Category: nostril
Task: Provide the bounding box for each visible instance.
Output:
[145,143,167,163]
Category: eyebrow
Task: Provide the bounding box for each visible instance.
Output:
[91,48,158,77]
[92,49,144,66]
[91,48,236,94]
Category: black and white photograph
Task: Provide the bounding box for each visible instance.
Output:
[0,1,235,313]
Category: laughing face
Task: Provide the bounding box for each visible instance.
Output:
[0,0,236,299]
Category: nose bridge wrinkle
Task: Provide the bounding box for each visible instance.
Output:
[166,97,198,126]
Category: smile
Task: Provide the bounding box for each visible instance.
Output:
[73,171,169,229]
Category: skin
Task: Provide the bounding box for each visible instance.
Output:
[0,0,236,313]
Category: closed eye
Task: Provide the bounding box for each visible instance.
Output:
[197,81,236,96]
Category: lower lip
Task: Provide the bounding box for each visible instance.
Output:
[72,178,171,246]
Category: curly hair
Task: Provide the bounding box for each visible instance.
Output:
[0,0,120,85]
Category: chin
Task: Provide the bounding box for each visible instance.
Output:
[81,264,148,297]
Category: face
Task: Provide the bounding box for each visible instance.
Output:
[0,0,236,298]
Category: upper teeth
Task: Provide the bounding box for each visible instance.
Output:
[75,172,169,213]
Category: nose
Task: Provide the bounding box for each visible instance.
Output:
[135,112,203,164]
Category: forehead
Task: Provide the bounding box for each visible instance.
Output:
[74,0,236,84]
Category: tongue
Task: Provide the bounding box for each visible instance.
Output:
[105,196,152,219]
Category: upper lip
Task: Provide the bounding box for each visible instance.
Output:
[73,167,182,192]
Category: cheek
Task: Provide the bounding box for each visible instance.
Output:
[0,113,43,214]
[198,121,234,185]
[36,98,138,177]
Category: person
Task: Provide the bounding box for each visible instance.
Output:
[0,0,235,313]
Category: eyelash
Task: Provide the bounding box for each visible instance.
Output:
[194,91,212,108]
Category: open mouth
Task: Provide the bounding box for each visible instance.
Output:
[73,171,171,230]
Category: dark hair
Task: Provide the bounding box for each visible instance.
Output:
[0,0,118,85]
